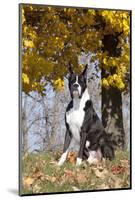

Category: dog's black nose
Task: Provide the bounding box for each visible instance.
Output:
[73,83,79,88]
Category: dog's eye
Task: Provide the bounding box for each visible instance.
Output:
[78,75,84,82]
[70,75,76,82]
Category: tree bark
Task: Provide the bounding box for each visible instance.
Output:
[102,70,125,149]
[22,95,28,153]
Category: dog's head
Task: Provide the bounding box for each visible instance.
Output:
[68,64,88,99]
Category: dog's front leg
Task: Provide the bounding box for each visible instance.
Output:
[58,128,72,166]
[76,131,87,166]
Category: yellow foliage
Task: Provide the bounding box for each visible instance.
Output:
[103,74,125,90]
[88,9,96,15]
[21,5,130,94]
[103,57,107,65]
[54,78,64,90]
[23,40,35,48]
[22,8,25,24]
[22,73,29,84]
[99,10,130,36]
[102,78,109,89]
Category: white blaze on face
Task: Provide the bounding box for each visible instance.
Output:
[73,76,81,96]
[76,75,78,82]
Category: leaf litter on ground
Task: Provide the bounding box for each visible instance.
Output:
[22,150,130,194]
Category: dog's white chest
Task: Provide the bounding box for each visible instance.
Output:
[66,89,90,143]
[66,109,85,142]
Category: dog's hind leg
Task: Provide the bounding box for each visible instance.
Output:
[58,129,72,166]
[99,133,115,160]
[77,131,87,165]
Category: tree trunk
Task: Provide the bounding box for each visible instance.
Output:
[22,121,28,153]
[102,70,125,149]
[22,94,29,153]
[22,113,28,153]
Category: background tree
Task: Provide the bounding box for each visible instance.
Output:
[22,92,51,153]
[21,5,130,149]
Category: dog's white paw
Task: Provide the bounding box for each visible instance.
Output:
[87,150,102,165]
[57,151,68,166]
[57,160,63,166]
[76,157,82,166]
[57,157,65,166]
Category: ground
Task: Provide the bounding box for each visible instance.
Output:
[21,150,130,195]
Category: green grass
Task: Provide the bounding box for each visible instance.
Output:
[21,150,130,195]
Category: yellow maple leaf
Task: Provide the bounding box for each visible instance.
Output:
[54,78,64,90]
[22,73,29,84]
[24,40,34,48]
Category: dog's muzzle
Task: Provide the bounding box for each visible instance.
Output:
[73,83,80,97]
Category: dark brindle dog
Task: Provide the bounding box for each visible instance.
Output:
[58,64,114,166]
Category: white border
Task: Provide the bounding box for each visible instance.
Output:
[0,0,134,199]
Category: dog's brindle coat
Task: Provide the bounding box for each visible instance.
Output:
[58,65,114,166]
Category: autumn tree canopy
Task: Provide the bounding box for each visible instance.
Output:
[21,5,130,95]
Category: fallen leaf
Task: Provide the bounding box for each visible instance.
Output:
[114,177,122,188]
[64,169,74,177]
[76,173,87,183]
[120,159,129,163]
[92,168,108,179]
[32,167,44,179]
[49,161,58,165]
[120,159,129,167]
[45,175,57,183]
[22,152,29,160]
[51,176,57,183]
[23,177,34,187]
[111,165,126,175]
[72,186,80,191]
[32,183,41,193]
[67,152,77,164]
[42,160,46,164]
[97,183,110,189]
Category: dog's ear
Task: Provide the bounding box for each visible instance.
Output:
[81,64,88,78]
[68,62,74,76]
